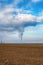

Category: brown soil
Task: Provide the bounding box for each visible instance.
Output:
[0,44,43,65]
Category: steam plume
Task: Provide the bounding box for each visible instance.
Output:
[18,27,24,40]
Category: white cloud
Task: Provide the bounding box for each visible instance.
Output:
[13,8,32,14]
[37,16,43,22]
[37,10,43,22]
[0,7,43,26]
[0,3,43,32]
[0,11,14,24]
[0,4,14,18]
[0,4,34,25]
[15,14,36,23]
[0,4,15,24]
[0,0,43,43]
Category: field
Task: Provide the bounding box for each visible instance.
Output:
[0,44,43,65]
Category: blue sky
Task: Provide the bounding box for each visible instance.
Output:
[0,0,43,43]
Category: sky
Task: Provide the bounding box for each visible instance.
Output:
[0,0,43,43]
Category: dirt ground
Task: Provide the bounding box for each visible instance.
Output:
[0,44,43,65]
